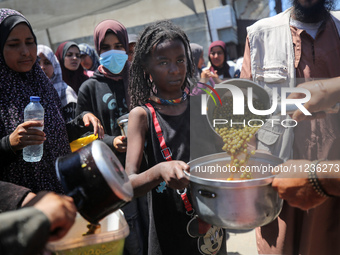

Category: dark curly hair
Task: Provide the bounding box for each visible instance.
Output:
[128,20,195,109]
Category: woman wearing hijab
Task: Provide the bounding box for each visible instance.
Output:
[0,8,103,194]
[55,41,89,94]
[0,8,70,194]
[37,44,78,122]
[201,40,231,86]
[190,43,205,80]
[76,19,130,159]
[189,42,209,96]
[76,19,146,255]
[78,43,100,76]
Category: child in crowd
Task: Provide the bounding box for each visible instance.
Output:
[55,41,88,94]
[201,40,231,86]
[126,20,226,255]
[37,44,78,122]
[78,43,100,76]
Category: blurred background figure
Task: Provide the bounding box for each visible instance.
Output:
[190,42,205,81]
[127,33,138,63]
[205,40,231,85]
[56,41,89,94]
[37,44,78,122]
[79,43,100,77]
[233,57,243,78]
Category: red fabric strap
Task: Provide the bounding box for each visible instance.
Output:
[145,103,193,214]
[146,103,172,161]
[180,192,193,212]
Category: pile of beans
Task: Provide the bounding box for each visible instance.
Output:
[213,96,267,179]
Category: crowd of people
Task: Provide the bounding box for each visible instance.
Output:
[0,0,340,254]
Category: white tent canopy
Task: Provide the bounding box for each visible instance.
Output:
[0,0,141,31]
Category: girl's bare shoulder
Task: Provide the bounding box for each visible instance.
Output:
[129,106,148,124]
[130,106,147,116]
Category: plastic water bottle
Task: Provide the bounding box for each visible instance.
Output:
[23,96,45,162]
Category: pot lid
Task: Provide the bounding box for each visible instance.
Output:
[91,140,133,201]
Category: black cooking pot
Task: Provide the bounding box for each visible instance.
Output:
[55,140,133,224]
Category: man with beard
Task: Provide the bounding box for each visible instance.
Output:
[240,0,340,254]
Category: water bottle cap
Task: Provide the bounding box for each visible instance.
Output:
[30,96,41,101]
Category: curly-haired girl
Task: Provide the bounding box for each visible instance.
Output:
[126,20,225,255]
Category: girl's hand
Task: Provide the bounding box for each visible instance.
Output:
[9,121,46,152]
[82,113,104,139]
[210,70,223,84]
[201,69,218,79]
[158,160,190,190]
[114,135,127,152]
[201,68,213,79]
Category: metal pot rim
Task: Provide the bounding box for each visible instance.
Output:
[187,152,283,188]
[185,170,275,188]
[91,140,133,202]
[117,113,129,123]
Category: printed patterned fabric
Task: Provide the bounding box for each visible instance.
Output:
[0,8,71,193]
[0,8,22,23]
[37,44,77,108]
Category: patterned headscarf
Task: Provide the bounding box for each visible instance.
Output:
[55,41,89,94]
[0,8,70,193]
[37,44,77,108]
[0,9,36,57]
[78,43,100,71]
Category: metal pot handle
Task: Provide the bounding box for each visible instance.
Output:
[198,189,217,198]
[67,187,87,210]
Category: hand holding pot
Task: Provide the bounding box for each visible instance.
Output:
[272,160,328,210]
[158,160,190,190]
[33,192,77,241]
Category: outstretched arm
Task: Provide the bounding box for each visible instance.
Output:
[125,107,189,197]
[272,159,340,210]
[287,77,340,122]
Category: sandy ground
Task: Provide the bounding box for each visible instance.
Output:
[225,229,258,255]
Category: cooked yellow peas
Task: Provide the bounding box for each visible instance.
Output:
[213,96,266,179]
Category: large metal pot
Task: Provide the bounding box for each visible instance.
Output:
[186,152,283,230]
[56,140,133,224]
